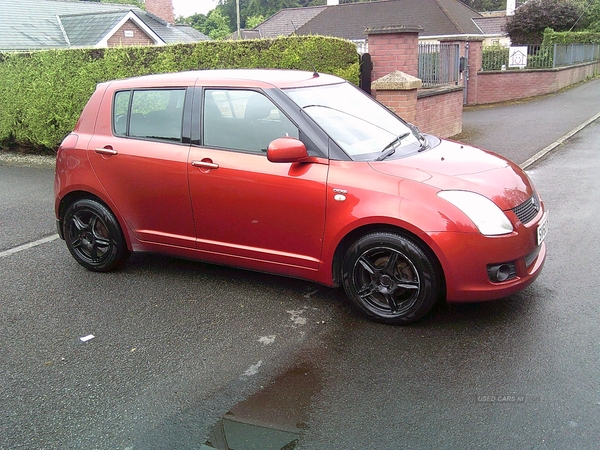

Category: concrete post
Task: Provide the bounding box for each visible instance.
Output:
[371,71,422,124]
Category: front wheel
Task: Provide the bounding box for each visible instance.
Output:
[63,198,130,272]
[342,232,441,325]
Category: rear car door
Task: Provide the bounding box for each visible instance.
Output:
[87,87,196,249]
[188,88,328,271]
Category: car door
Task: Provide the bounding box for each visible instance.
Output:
[188,88,328,271]
[87,87,197,249]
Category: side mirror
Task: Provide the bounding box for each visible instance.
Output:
[267,137,309,163]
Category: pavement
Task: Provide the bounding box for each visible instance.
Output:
[455,76,600,168]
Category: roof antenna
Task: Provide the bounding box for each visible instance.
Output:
[291,20,319,78]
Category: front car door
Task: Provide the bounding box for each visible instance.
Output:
[187,88,328,274]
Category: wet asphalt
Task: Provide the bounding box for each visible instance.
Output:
[455,76,600,166]
[2,76,600,449]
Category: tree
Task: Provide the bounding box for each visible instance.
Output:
[204,9,233,40]
[216,0,301,31]
[246,15,266,28]
[179,9,232,39]
[457,0,507,10]
[581,0,600,31]
[181,13,209,30]
[504,0,585,44]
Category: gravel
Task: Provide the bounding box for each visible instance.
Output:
[0,151,56,168]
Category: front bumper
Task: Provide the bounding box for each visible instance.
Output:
[428,213,547,303]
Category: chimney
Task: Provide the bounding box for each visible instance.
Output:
[506,0,516,16]
[145,0,175,24]
[327,0,340,5]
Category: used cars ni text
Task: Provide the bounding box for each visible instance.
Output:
[54,69,548,324]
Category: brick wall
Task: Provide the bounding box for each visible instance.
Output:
[376,89,419,123]
[107,21,154,47]
[472,62,600,105]
[367,27,464,138]
[366,24,600,132]
[416,87,464,137]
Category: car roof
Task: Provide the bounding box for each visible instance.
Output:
[103,69,345,90]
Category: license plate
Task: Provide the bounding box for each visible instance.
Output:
[537,212,549,245]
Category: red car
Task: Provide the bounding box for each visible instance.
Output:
[54,69,548,324]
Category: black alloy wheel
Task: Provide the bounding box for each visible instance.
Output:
[63,198,129,272]
[342,232,441,324]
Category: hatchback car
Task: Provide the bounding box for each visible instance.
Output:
[54,69,548,324]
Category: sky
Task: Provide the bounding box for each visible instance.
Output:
[172,0,219,17]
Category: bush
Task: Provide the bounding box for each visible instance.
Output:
[504,0,584,45]
[481,44,509,71]
[542,28,600,45]
[0,36,359,151]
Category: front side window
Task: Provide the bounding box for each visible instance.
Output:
[285,82,422,161]
[202,89,299,153]
[113,89,186,142]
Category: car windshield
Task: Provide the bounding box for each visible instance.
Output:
[285,82,420,161]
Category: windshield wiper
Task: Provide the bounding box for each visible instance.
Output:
[376,132,410,161]
[407,123,429,152]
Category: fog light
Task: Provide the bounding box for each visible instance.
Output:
[487,263,516,282]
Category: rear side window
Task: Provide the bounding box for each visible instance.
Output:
[113,89,186,142]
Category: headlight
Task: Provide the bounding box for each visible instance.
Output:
[437,191,513,236]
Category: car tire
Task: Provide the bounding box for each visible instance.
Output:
[63,198,129,272]
[342,232,441,325]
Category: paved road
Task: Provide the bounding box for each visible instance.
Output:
[2,78,600,449]
[297,120,600,449]
[0,164,55,252]
[457,76,600,166]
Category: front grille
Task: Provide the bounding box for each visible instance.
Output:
[511,192,540,225]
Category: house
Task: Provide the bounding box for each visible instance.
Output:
[0,0,208,52]
[473,13,510,46]
[474,0,532,47]
[248,0,492,52]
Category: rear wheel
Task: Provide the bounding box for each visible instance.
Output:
[342,232,441,324]
[63,198,129,272]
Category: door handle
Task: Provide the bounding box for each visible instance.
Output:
[94,147,118,156]
[191,160,219,170]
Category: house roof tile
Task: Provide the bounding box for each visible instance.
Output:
[256,6,327,38]
[472,16,507,35]
[0,0,208,51]
[300,0,483,40]
[256,0,483,41]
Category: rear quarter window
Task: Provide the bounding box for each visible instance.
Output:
[113,89,186,142]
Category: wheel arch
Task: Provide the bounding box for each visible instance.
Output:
[331,223,446,295]
[57,190,132,250]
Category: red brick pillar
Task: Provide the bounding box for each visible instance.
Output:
[145,0,175,24]
[465,39,483,106]
[366,26,422,81]
[437,37,483,106]
[371,71,422,124]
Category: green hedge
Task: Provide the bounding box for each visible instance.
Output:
[542,28,600,45]
[0,36,359,151]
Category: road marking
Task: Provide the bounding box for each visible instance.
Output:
[0,234,60,258]
[521,111,600,169]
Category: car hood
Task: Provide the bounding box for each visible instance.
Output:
[369,139,533,210]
